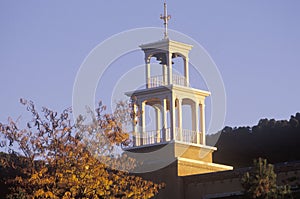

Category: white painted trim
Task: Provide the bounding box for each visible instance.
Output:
[122,141,171,150]
[174,140,217,151]
[178,157,233,170]
[139,39,193,51]
[125,84,210,97]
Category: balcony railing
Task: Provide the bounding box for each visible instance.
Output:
[148,74,189,88]
[122,127,201,149]
[139,128,171,145]
[174,127,197,143]
[148,75,165,88]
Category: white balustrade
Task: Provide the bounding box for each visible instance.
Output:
[148,74,189,88]
[122,127,202,149]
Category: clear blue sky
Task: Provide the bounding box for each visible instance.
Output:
[0,0,300,129]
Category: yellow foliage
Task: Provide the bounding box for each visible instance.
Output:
[62,191,71,199]
[34,189,45,197]
[0,100,164,198]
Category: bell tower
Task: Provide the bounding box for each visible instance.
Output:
[129,38,210,148]
[123,2,232,180]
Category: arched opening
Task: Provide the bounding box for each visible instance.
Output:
[144,105,156,132]
[144,104,158,145]
[181,98,197,143]
[141,98,162,145]
[172,53,188,87]
[149,56,163,76]
[146,52,189,88]
[173,56,184,76]
[140,98,172,143]
[181,99,194,130]
[146,54,168,88]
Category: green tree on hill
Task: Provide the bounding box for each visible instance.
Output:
[210,113,300,168]
[241,158,292,199]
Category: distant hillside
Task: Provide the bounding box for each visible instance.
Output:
[208,113,300,168]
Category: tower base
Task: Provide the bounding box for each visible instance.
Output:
[124,141,233,176]
[124,141,233,199]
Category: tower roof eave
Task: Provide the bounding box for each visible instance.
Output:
[125,85,211,98]
[139,38,193,52]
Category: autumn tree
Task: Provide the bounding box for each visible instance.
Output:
[241,158,292,199]
[0,99,163,199]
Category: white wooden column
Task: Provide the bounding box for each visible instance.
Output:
[138,101,146,145]
[184,57,189,86]
[145,57,151,88]
[200,103,206,145]
[167,52,173,85]
[177,99,183,141]
[155,106,161,143]
[162,64,167,86]
[132,103,138,146]
[170,96,176,141]
[162,98,167,142]
[192,101,199,144]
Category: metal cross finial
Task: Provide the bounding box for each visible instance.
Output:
[160,1,171,39]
